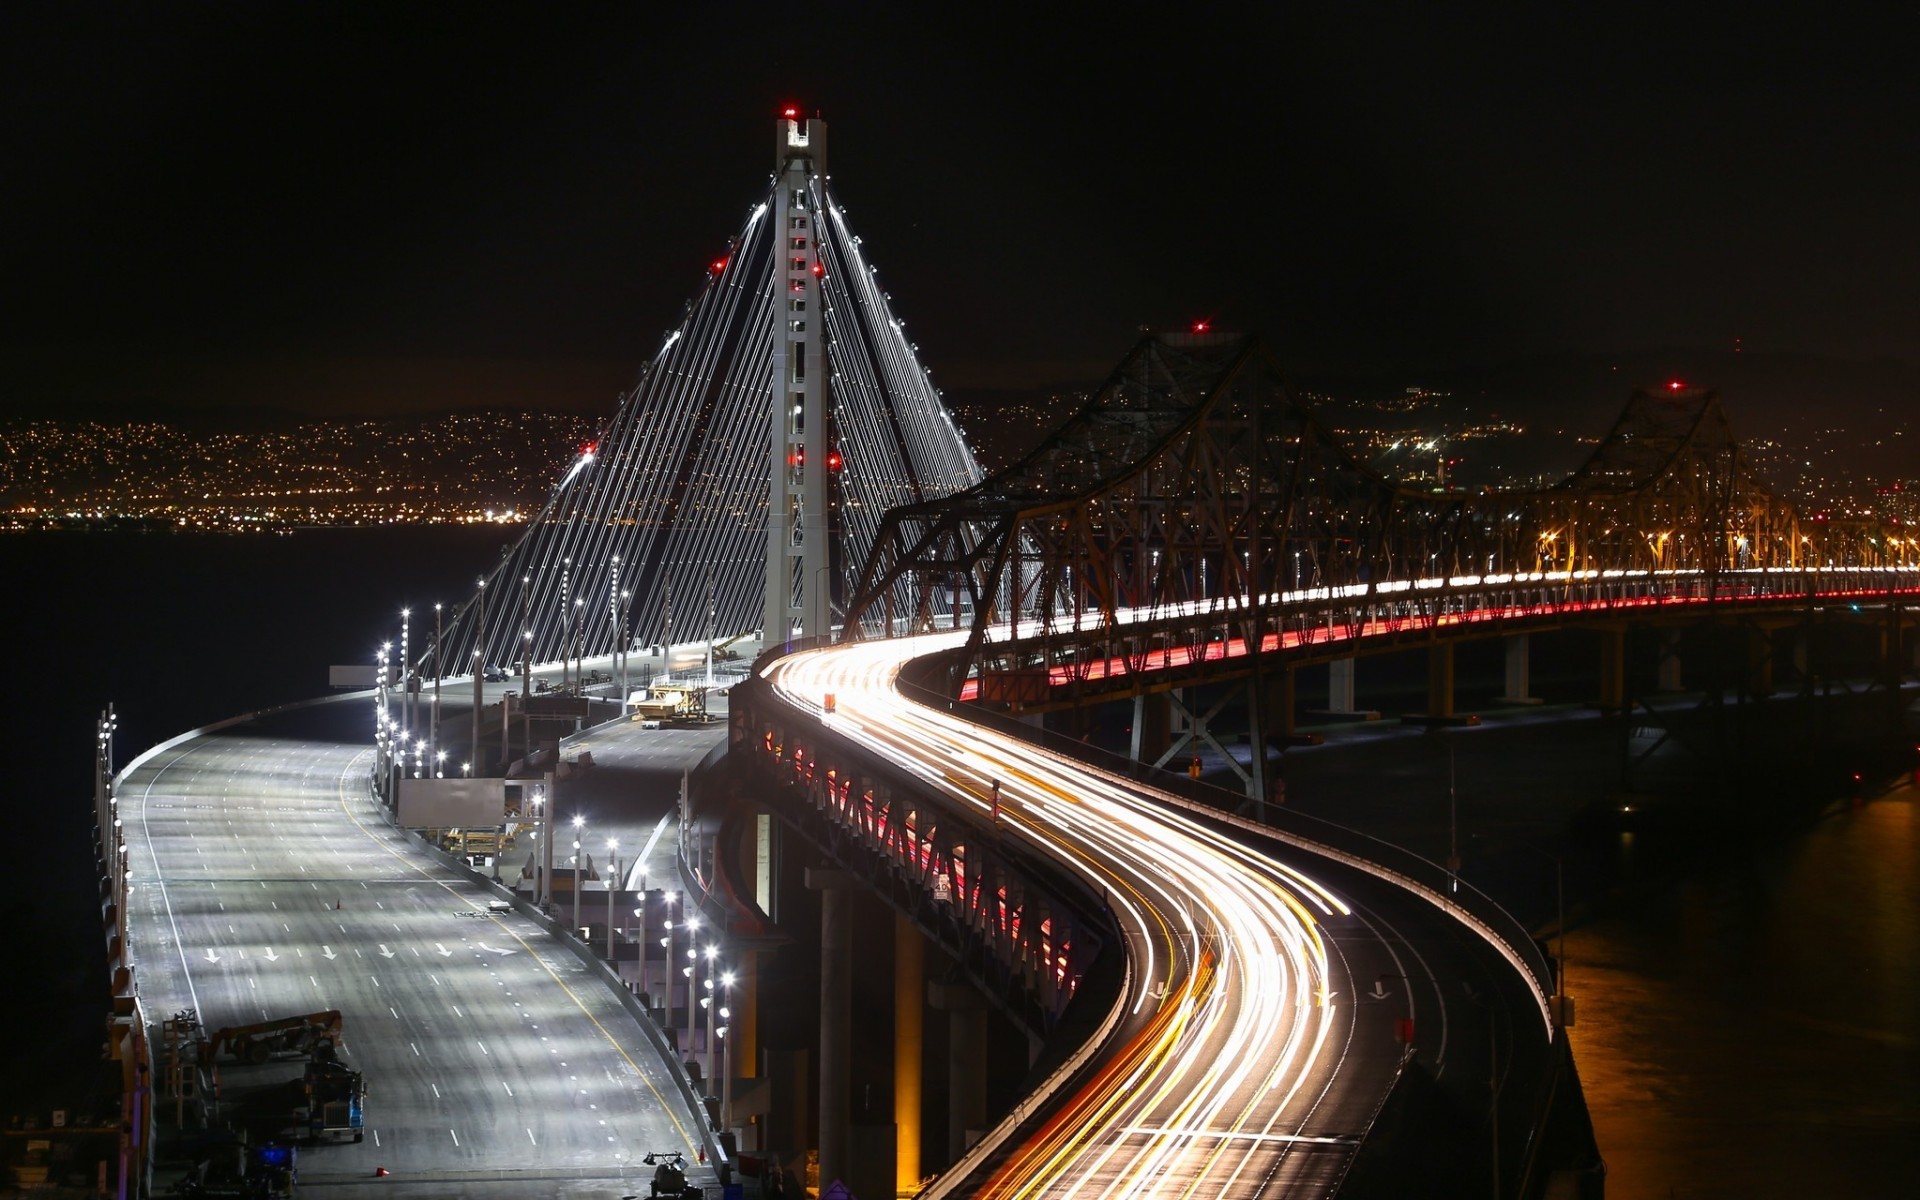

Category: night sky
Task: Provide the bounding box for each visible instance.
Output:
[5,4,1917,419]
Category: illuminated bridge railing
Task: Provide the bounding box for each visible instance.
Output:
[958,565,1920,702]
[727,663,1114,1039]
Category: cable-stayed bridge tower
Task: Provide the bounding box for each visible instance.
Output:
[429,110,981,678]
[768,109,831,643]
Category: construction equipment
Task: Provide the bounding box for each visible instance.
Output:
[200,1010,343,1068]
[629,689,694,722]
[302,1040,365,1142]
[642,1149,701,1198]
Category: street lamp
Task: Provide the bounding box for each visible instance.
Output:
[619,588,633,710]
[702,944,720,1089]
[529,786,547,909]
[400,607,412,743]
[431,602,443,763]
[717,970,736,1131]
[681,911,702,1051]
[605,839,619,959]
[471,577,486,773]
[571,813,586,937]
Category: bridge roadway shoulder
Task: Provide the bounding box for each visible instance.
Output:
[118,700,727,1195]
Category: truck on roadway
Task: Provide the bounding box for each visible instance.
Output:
[302,1040,365,1143]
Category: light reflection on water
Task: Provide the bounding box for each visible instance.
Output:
[1569,783,1919,1198]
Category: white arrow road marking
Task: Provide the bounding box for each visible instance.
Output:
[321,946,338,961]
[435,943,453,957]
[203,949,220,964]
[262,948,279,963]
[378,944,397,959]
[1368,981,1391,1000]
[476,944,517,956]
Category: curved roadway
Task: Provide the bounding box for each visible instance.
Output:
[767,633,1550,1198]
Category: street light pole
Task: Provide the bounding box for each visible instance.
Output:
[431,602,443,765]
[619,588,632,711]
[471,579,485,774]
[718,971,735,1131]
[400,607,412,745]
[559,558,571,694]
[682,912,702,1052]
[571,813,586,937]
[519,575,532,759]
[534,781,551,910]
[702,944,719,1089]
[606,840,619,959]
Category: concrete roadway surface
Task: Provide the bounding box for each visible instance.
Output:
[768,634,1550,1198]
[119,707,720,1197]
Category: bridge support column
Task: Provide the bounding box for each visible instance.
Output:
[894,913,924,1193]
[730,944,765,1150]
[1245,677,1270,818]
[1746,627,1775,698]
[1497,635,1542,704]
[1273,665,1297,738]
[1656,628,1685,692]
[1130,691,1170,764]
[1328,657,1357,713]
[1596,629,1626,712]
[1425,642,1456,718]
[927,980,988,1168]
[807,868,856,1187]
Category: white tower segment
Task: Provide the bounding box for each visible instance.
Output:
[766,110,831,646]
[429,110,981,677]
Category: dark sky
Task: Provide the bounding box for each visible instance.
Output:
[5,3,1917,418]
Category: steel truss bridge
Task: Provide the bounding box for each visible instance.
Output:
[842,329,1910,693]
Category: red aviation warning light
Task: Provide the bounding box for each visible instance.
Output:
[710,255,729,274]
[1192,319,1211,334]
[827,449,844,472]
[580,441,597,460]
[811,261,826,279]
[781,104,800,121]
[1668,380,1686,391]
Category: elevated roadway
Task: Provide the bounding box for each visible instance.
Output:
[753,632,1557,1197]
[118,703,716,1195]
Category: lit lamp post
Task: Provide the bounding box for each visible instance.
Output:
[681,911,702,1052]
[573,598,586,689]
[471,577,486,773]
[431,601,443,764]
[519,574,532,757]
[530,786,547,909]
[605,839,619,959]
[434,749,446,779]
[571,813,586,937]
[619,588,632,710]
[717,970,735,1130]
[701,944,720,1089]
[400,607,412,744]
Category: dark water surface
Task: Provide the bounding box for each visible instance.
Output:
[5,529,1916,1196]
[1568,785,1919,1198]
